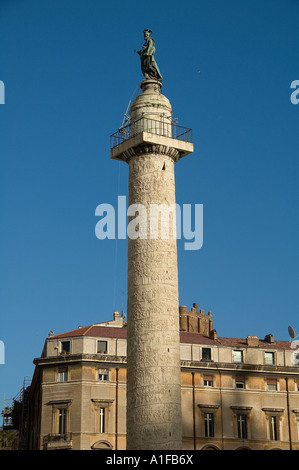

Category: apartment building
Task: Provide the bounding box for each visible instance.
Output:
[27,304,299,450]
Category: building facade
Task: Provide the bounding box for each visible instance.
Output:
[27,305,299,450]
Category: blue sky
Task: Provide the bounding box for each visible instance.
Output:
[0,0,298,402]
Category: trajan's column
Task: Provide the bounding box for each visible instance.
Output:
[110,29,193,449]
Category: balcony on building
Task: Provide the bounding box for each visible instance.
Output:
[44,432,73,450]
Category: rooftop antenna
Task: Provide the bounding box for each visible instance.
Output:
[119,84,140,130]
[121,291,125,316]
[121,291,127,321]
[120,99,132,129]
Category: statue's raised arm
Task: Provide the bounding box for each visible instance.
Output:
[135,29,163,82]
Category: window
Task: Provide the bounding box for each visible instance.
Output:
[233,350,243,363]
[57,367,68,382]
[47,400,71,441]
[58,408,66,435]
[237,414,247,439]
[92,399,114,435]
[267,378,277,391]
[270,416,279,440]
[202,348,211,361]
[99,407,105,433]
[265,352,275,365]
[203,375,213,387]
[293,411,299,439]
[235,376,245,389]
[97,340,107,354]
[61,341,70,354]
[262,408,283,441]
[293,351,299,366]
[98,368,109,381]
[199,405,219,438]
[231,406,252,440]
[204,413,214,437]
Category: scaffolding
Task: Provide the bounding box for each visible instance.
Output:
[1,376,31,449]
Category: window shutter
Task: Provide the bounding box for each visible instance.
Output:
[235,375,245,382]
[203,375,213,381]
[267,378,277,385]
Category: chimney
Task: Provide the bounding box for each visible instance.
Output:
[113,310,121,320]
[264,333,274,344]
[209,329,218,340]
[246,335,259,347]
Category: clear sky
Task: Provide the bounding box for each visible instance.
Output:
[0,0,298,403]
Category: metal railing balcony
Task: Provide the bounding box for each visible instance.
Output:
[110,116,192,150]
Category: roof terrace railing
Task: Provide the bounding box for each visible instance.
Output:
[110,116,192,149]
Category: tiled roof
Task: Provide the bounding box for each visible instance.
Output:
[51,325,127,339]
[50,325,294,350]
[180,332,293,350]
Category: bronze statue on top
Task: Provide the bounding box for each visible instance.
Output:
[135,29,163,82]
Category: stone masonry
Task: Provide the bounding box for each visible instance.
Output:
[111,79,193,449]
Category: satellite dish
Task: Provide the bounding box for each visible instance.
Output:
[288,325,296,339]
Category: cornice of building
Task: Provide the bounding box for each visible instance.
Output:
[181,360,299,375]
[33,353,127,368]
[33,352,299,376]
